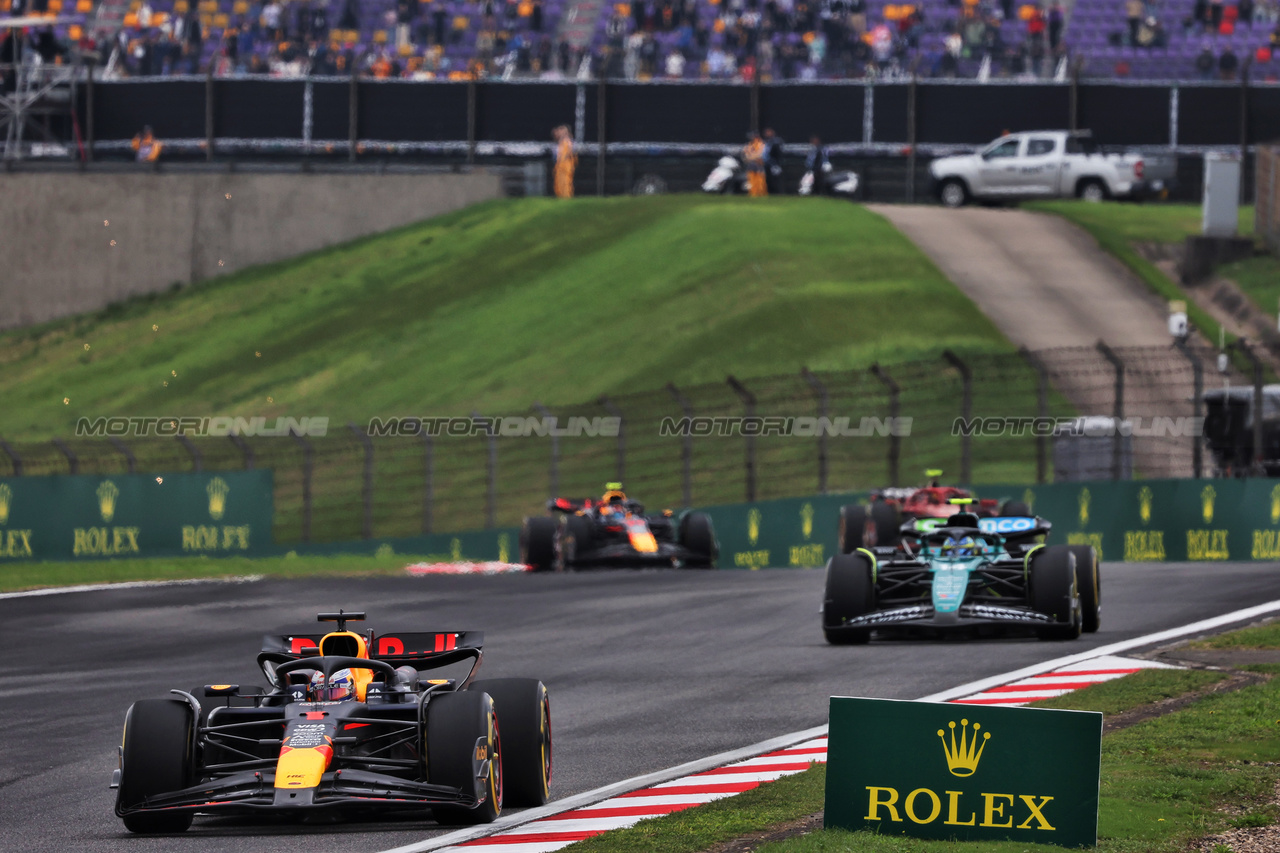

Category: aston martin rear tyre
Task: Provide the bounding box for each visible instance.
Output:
[118,699,196,834]
[822,552,876,645]
[469,679,551,807]
[1066,544,1101,633]
[1029,546,1082,641]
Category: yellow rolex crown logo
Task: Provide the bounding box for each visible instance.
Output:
[747,508,762,546]
[938,718,990,778]
[1078,488,1090,527]
[1201,484,1216,525]
[1022,488,1035,511]
[1271,485,1280,525]
[0,483,11,525]
[206,476,230,521]
[1138,486,1153,525]
[97,480,119,523]
[801,503,814,540]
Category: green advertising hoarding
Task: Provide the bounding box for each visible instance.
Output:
[0,471,273,561]
[825,697,1102,847]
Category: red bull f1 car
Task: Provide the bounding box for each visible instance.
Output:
[112,611,551,833]
[520,483,718,571]
[822,507,1100,643]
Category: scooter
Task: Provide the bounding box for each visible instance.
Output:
[701,156,748,194]
[799,164,860,198]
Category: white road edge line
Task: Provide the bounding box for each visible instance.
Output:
[0,575,265,600]
[377,595,1280,853]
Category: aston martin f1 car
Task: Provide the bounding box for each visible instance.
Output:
[836,471,1030,552]
[822,509,1100,644]
[520,483,718,571]
[112,611,551,833]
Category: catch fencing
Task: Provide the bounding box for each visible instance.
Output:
[0,343,1240,545]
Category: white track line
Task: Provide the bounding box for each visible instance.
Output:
[378,596,1280,853]
[0,575,264,600]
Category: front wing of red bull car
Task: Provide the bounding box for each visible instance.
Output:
[112,611,552,833]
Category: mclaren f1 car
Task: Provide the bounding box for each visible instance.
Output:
[822,507,1100,644]
[520,483,718,571]
[112,611,551,833]
[836,470,1030,552]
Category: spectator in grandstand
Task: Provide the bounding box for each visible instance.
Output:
[1219,44,1239,77]
[1196,42,1216,76]
[339,0,361,31]
[553,125,576,198]
[1192,0,1210,29]
[131,126,162,162]
[1125,0,1144,44]
[763,128,784,193]
[396,0,419,47]
[1240,0,1256,25]
[743,131,767,197]
[1210,0,1225,30]
[665,48,686,76]
[1048,1,1064,49]
[262,0,284,42]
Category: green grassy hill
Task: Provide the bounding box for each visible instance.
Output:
[0,196,1012,440]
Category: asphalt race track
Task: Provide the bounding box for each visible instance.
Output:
[5,561,1280,853]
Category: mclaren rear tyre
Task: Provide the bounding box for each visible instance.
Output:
[1066,544,1101,633]
[469,679,551,807]
[999,500,1032,517]
[520,517,559,573]
[1029,546,1082,641]
[822,552,876,645]
[428,691,502,825]
[118,699,196,834]
[678,512,718,568]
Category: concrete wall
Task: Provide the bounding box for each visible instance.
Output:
[0,170,503,330]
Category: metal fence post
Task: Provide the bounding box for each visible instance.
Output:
[109,437,136,473]
[177,434,203,472]
[801,367,829,494]
[1096,341,1126,480]
[0,438,23,475]
[473,412,497,529]
[598,396,625,482]
[205,64,215,161]
[535,402,559,496]
[349,423,374,540]
[230,434,255,469]
[291,429,313,543]
[1173,339,1204,478]
[1019,347,1049,484]
[727,376,757,503]
[597,75,606,196]
[1231,340,1265,473]
[943,350,972,484]
[53,438,78,474]
[870,364,900,487]
[466,74,477,166]
[422,430,434,535]
[666,382,694,507]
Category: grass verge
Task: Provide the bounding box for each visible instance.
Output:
[0,552,421,593]
[1188,619,1280,650]
[563,664,1278,853]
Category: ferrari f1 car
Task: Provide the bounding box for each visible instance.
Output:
[520,483,718,571]
[822,507,1100,644]
[111,611,551,833]
[836,470,1030,552]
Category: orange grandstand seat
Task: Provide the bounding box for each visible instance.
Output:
[69,23,83,37]
[373,29,389,43]
[397,41,414,55]
[232,0,248,11]
[123,12,139,25]
[48,0,63,12]
[76,0,92,10]
[173,0,188,10]
[213,13,229,27]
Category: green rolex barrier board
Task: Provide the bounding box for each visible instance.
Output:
[0,472,273,560]
[825,697,1102,847]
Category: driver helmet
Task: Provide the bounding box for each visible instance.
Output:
[310,668,356,701]
[942,535,979,557]
[601,482,627,506]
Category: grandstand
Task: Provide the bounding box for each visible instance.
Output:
[3,0,1279,79]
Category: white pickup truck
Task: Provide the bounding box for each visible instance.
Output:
[929,130,1166,207]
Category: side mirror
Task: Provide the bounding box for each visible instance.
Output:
[261,658,279,688]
